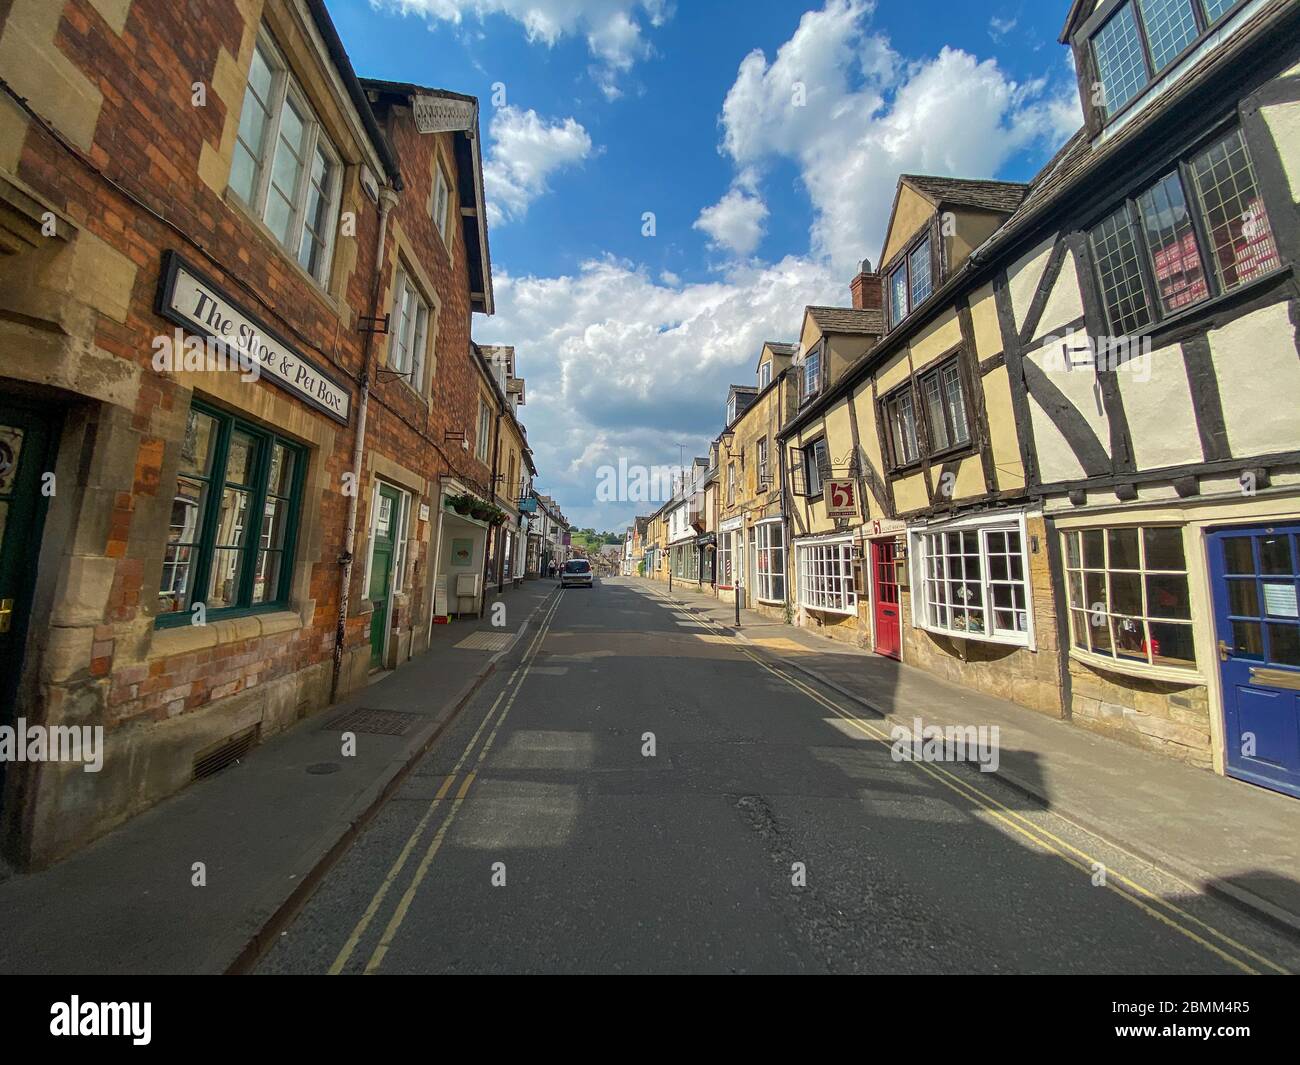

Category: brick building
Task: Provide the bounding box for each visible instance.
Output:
[0,0,516,866]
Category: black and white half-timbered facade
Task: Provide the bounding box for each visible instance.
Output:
[782,0,1300,797]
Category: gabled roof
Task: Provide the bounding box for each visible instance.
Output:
[755,341,796,370]
[900,174,1030,214]
[361,80,493,315]
[805,305,884,336]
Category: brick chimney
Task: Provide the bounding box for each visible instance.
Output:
[850,258,882,311]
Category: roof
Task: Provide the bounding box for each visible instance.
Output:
[361,80,493,315]
[756,341,796,370]
[303,0,402,189]
[806,305,884,336]
[782,0,1297,442]
[900,174,1029,214]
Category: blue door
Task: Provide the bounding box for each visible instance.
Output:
[1209,525,1300,798]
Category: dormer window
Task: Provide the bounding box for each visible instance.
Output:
[726,395,737,425]
[801,347,822,404]
[759,361,772,389]
[1089,0,1244,121]
[888,232,934,328]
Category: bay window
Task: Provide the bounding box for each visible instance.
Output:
[159,403,304,626]
[1088,127,1279,336]
[230,29,341,284]
[914,524,1032,644]
[754,522,786,603]
[1063,525,1195,671]
[797,541,856,614]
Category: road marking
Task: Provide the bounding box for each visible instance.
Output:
[642,584,1289,976]
[359,589,566,974]
[327,589,564,975]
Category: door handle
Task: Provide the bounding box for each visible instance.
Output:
[0,597,12,634]
[1218,639,1230,662]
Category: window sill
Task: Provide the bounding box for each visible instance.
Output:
[1068,647,1203,685]
[800,601,858,617]
[918,621,1030,649]
[1135,264,1293,348]
[148,608,303,661]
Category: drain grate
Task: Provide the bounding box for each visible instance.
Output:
[193,724,260,781]
[454,631,513,651]
[325,707,420,736]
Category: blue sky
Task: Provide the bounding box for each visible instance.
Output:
[329,1,1082,531]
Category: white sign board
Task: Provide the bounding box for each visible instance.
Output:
[825,479,859,519]
[157,253,350,423]
[412,95,475,134]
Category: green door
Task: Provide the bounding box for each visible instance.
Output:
[0,402,56,798]
[368,484,400,670]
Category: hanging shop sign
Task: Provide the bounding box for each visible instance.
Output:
[155,251,351,424]
[825,479,859,519]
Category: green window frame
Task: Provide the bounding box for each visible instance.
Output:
[157,401,306,628]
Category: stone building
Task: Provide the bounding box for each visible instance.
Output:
[0,0,513,866]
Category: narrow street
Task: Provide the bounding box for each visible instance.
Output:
[258,579,1300,975]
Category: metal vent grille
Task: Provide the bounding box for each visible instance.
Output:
[192,724,260,781]
[326,707,420,736]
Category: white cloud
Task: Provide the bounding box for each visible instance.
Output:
[474,255,839,529]
[376,0,670,96]
[989,16,1018,42]
[483,106,593,226]
[693,185,769,257]
[715,0,1081,276]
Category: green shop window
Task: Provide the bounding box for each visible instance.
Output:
[157,402,305,627]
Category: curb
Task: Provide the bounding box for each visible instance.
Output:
[656,586,1300,940]
[770,648,1300,941]
[225,586,559,974]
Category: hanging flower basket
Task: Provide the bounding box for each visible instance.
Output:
[446,492,475,516]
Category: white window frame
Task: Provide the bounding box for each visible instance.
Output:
[389,264,431,391]
[476,398,492,462]
[754,519,786,604]
[909,512,1036,648]
[759,360,772,389]
[718,530,734,589]
[433,160,452,247]
[796,537,856,615]
[229,27,342,285]
[1061,523,1198,678]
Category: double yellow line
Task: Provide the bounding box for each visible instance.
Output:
[646,586,1289,976]
[328,589,566,975]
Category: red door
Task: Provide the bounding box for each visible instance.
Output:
[872,539,901,660]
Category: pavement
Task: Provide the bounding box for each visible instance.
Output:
[255,577,1300,975]
[644,575,1300,936]
[0,579,558,975]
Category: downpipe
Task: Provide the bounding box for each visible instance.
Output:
[331,185,398,703]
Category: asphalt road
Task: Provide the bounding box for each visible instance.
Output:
[257,578,1300,975]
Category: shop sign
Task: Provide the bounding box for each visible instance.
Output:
[155,252,350,424]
